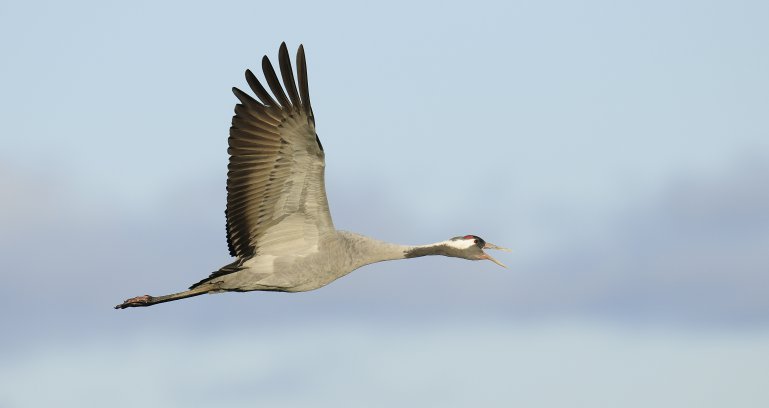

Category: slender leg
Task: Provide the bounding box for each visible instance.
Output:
[114,286,213,309]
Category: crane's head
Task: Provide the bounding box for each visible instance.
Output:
[447,235,511,268]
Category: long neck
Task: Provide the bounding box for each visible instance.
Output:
[338,231,452,268]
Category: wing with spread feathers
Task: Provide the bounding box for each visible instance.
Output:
[224,43,333,261]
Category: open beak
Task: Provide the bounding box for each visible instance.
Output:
[480,253,507,268]
[483,242,511,252]
[481,242,510,268]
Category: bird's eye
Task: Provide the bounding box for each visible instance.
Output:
[474,239,479,244]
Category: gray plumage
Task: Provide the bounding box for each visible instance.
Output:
[115,43,508,309]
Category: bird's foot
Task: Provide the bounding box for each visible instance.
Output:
[114,295,154,309]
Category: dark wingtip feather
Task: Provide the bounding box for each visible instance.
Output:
[262,55,291,109]
[296,44,313,118]
[279,42,302,110]
[245,69,277,107]
[231,87,263,111]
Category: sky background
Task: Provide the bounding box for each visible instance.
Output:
[2,0,769,406]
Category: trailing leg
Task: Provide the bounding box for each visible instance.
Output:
[114,284,216,309]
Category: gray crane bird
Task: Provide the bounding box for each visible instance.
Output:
[115,43,509,309]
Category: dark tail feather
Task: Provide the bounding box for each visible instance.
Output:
[189,260,242,289]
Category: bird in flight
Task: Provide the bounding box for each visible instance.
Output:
[115,43,509,309]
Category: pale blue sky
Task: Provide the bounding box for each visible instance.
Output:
[1,0,768,406]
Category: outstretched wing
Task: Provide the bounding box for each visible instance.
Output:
[225,42,333,260]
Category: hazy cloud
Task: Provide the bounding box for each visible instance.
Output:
[2,154,767,344]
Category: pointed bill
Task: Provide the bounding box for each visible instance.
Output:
[483,242,511,252]
[480,253,507,268]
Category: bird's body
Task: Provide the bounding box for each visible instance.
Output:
[115,43,508,309]
[196,231,407,293]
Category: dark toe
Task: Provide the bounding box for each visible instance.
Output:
[114,295,153,309]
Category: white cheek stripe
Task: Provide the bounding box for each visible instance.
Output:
[441,239,476,250]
